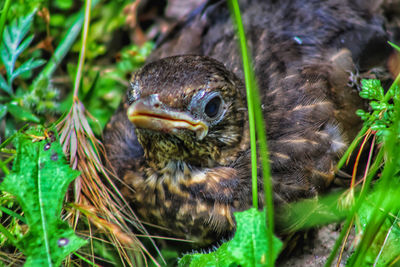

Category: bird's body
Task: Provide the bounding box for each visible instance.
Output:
[104,0,390,246]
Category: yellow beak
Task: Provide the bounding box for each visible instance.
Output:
[127,94,209,140]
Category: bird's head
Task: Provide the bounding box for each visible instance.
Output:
[127,55,249,169]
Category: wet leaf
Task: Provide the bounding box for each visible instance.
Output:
[6,103,40,123]
[179,208,283,267]
[0,128,86,266]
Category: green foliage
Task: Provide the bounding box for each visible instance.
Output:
[354,180,400,266]
[179,208,283,267]
[348,72,400,266]
[76,0,133,60]
[77,43,153,133]
[227,1,276,265]
[23,77,59,114]
[4,0,43,22]
[279,191,347,233]
[0,11,44,94]
[0,127,86,266]
[356,79,398,140]
[0,10,59,136]
[0,192,24,246]
[325,69,400,267]
[328,61,400,267]
[1,1,153,264]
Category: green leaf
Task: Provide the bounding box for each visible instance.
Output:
[54,0,74,10]
[0,74,12,95]
[0,11,35,78]
[14,34,34,61]
[0,104,7,120]
[388,41,400,53]
[180,243,234,267]
[370,101,388,111]
[360,79,384,100]
[227,208,282,266]
[11,58,45,83]
[356,109,369,121]
[0,128,86,266]
[6,102,40,122]
[179,208,283,267]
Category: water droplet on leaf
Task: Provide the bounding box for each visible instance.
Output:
[51,153,58,161]
[57,238,69,247]
[44,143,51,151]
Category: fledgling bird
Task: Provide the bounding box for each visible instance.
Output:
[104,0,391,246]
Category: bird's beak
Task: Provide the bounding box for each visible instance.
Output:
[127,94,209,140]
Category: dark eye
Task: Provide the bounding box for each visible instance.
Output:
[204,96,221,118]
[189,91,226,124]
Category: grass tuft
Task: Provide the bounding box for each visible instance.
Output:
[55,0,159,265]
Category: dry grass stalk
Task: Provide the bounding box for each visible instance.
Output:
[54,0,162,264]
[57,97,160,266]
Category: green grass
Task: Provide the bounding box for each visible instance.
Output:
[1,0,400,266]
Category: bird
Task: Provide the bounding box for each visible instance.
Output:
[104,0,392,247]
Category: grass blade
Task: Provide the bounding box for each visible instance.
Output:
[228,0,275,265]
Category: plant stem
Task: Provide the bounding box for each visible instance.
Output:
[38,0,99,80]
[0,0,11,43]
[327,62,400,267]
[349,74,400,267]
[0,206,26,223]
[228,1,257,209]
[336,67,400,171]
[228,1,275,265]
[0,222,20,251]
[73,252,100,267]
[73,0,92,99]
[325,133,384,267]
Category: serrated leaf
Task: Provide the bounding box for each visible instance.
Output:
[6,103,40,123]
[14,35,34,61]
[0,104,7,120]
[11,58,46,83]
[0,128,86,266]
[179,208,283,267]
[179,243,234,267]
[0,74,12,95]
[0,12,36,76]
[228,208,282,267]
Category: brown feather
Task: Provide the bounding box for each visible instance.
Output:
[104,0,392,246]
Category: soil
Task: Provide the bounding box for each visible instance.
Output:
[277,224,355,267]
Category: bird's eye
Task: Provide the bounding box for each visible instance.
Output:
[189,90,226,125]
[204,96,221,118]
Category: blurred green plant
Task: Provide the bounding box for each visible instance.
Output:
[0,192,24,248]
[1,0,156,265]
[72,0,133,60]
[356,79,398,141]
[65,42,153,135]
[346,59,400,266]
[0,10,59,137]
[354,179,400,266]
[325,43,400,266]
